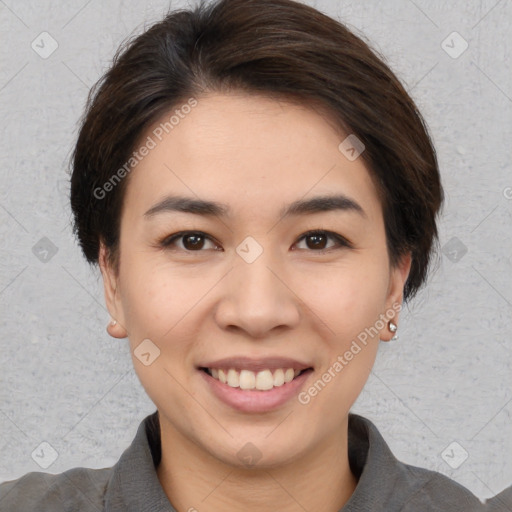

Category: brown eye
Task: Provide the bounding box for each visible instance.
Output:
[159,229,352,254]
[160,231,219,251]
[304,233,328,250]
[294,230,352,252]
[182,233,206,250]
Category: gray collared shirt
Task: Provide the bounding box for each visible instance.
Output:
[0,411,508,511]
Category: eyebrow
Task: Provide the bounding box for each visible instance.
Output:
[144,193,366,220]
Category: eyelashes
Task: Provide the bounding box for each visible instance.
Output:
[158,229,353,254]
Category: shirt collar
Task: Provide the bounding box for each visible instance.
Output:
[104,410,174,512]
[344,412,411,510]
[102,409,427,512]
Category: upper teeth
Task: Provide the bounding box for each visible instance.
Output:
[208,368,302,390]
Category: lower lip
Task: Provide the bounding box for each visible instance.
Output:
[198,369,313,413]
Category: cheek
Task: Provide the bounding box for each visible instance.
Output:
[303,259,389,338]
[119,258,213,347]
[299,272,384,421]
[118,265,198,399]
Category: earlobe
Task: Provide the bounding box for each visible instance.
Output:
[106,318,127,338]
[99,242,128,339]
[380,252,412,342]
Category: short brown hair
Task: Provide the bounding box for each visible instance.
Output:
[70,0,443,302]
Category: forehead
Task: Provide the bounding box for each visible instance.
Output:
[122,93,381,224]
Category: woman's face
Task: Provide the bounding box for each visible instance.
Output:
[100,92,410,468]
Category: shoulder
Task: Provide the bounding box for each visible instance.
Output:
[347,413,489,511]
[483,484,512,511]
[0,466,112,512]
[0,411,163,512]
[397,463,488,511]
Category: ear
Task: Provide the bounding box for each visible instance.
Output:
[379,251,412,342]
[98,241,128,338]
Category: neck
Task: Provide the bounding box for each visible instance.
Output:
[156,417,358,512]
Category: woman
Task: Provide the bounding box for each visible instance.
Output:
[0,0,509,510]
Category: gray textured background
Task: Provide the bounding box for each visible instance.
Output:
[0,0,511,502]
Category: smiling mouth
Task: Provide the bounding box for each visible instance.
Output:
[199,367,313,391]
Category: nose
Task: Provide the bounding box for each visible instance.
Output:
[214,250,301,338]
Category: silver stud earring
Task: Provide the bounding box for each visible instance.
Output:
[388,321,398,340]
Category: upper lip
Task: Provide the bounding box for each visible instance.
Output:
[198,356,313,373]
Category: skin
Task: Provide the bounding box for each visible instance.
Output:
[99,92,411,512]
